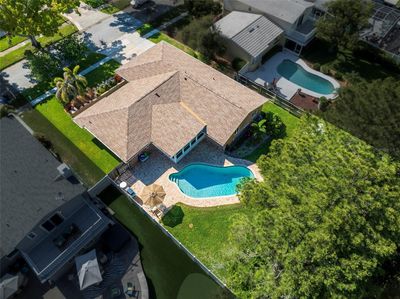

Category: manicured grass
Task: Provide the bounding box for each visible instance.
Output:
[99,188,228,299]
[100,4,120,14]
[85,59,121,86]
[0,35,27,52]
[25,59,122,178]
[109,0,131,10]
[0,24,77,71]
[34,97,120,173]
[22,109,106,186]
[22,52,107,101]
[149,32,206,61]
[244,102,300,162]
[162,204,253,279]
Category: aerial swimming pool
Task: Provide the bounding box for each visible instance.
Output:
[277,59,335,95]
[169,163,254,198]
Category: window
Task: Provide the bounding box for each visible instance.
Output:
[27,232,37,239]
[6,249,18,259]
[190,139,196,146]
[42,220,55,232]
[176,150,183,159]
[50,213,64,225]
[197,132,205,140]
[41,212,64,232]
[184,144,190,152]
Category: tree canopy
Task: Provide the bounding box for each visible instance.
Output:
[316,0,372,52]
[226,116,400,298]
[321,77,400,160]
[0,0,79,48]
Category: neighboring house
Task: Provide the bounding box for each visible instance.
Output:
[0,116,112,284]
[214,11,284,70]
[74,41,266,164]
[223,0,327,53]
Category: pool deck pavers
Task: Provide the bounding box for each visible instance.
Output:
[127,138,262,210]
[243,51,340,100]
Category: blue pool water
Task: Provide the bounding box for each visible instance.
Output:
[277,59,335,95]
[169,164,254,198]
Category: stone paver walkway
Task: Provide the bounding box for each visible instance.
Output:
[127,139,262,209]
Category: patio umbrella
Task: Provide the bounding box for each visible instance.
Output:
[141,184,166,207]
[75,249,102,290]
[0,274,19,299]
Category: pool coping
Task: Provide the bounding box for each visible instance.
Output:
[168,162,255,201]
[244,51,340,100]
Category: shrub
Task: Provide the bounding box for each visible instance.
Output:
[264,112,286,139]
[25,49,62,81]
[318,96,330,111]
[83,0,105,8]
[184,0,222,17]
[334,71,343,80]
[313,63,321,71]
[232,58,247,72]
[320,65,330,75]
[54,35,88,65]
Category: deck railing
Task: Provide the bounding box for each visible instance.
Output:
[236,73,305,117]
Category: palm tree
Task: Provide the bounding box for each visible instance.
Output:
[54,66,88,105]
[251,119,266,142]
[54,72,77,105]
[68,65,88,96]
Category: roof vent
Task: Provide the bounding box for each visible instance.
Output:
[57,163,73,179]
[155,93,160,97]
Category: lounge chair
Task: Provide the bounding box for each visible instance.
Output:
[125,282,138,297]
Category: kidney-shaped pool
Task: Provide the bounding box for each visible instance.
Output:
[169,163,254,198]
[277,59,335,95]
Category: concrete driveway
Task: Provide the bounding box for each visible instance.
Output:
[124,0,183,23]
[1,10,150,92]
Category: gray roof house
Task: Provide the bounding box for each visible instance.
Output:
[215,11,284,70]
[223,0,327,52]
[0,116,112,283]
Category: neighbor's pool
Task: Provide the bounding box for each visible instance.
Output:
[277,59,335,95]
[169,163,254,198]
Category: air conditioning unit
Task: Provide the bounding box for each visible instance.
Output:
[57,163,73,179]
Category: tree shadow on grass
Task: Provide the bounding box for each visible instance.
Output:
[162,205,185,228]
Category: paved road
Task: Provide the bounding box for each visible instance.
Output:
[0,9,150,92]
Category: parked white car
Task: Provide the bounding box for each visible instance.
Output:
[130,0,150,8]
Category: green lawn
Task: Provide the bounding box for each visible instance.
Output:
[0,24,77,71]
[244,102,300,162]
[162,204,253,279]
[0,35,27,52]
[22,109,106,186]
[98,188,228,299]
[149,32,206,61]
[25,59,122,180]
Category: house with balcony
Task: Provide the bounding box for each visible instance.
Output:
[0,116,112,288]
[223,0,328,54]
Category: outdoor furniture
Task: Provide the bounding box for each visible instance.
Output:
[151,204,167,219]
[75,249,103,290]
[111,287,122,298]
[119,181,127,189]
[125,282,138,298]
[141,184,166,207]
[126,187,136,196]
[138,152,149,162]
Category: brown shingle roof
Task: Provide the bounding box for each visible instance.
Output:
[152,102,205,156]
[74,42,266,162]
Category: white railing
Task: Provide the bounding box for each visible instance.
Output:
[285,27,316,46]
